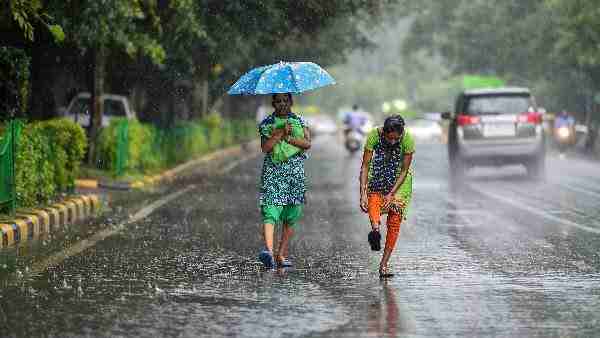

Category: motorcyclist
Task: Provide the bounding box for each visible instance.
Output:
[553,110,576,156]
[343,104,368,136]
[342,104,370,153]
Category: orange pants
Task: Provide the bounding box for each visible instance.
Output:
[368,193,402,252]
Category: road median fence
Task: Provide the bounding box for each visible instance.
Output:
[94,114,256,179]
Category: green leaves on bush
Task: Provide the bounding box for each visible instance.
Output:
[95,116,256,177]
[13,119,87,208]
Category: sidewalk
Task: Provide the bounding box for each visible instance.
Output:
[0,140,259,250]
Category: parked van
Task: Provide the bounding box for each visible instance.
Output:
[63,92,136,128]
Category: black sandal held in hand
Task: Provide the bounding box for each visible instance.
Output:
[368,229,381,251]
[379,265,394,279]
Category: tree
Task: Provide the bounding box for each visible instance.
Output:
[191,0,389,117]
[1,0,64,119]
[400,0,600,120]
[47,0,200,163]
[1,0,64,42]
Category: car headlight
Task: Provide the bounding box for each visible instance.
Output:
[558,127,570,139]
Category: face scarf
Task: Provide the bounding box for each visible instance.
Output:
[380,132,401,163]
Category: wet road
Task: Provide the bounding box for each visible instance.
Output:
[2,135,600,337]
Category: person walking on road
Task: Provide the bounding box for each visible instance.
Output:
[257,92,311,268]
[359,115,415,278]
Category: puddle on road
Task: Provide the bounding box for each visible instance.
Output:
[126,272,352,338]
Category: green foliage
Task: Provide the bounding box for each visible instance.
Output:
[50,0,173,66]
[202,113,223,130]
[11,119,86,208]
[96,118,155,175]
[399,0,600,114]
[4,0,65,42]
[48,24,65,43]
[6,0,43,41]
[15,123,54,207]
[94,117,256,176]
[462,75,505,90]
[0,47,30,118]
[38,118,87,191]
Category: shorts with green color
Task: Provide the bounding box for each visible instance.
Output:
[261,204,304,228]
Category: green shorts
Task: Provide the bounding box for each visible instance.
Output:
[261,204,304,228]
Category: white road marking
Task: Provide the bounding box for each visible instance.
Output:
[559,183,600,199]
[32,185,196,274]
[467,184,600,235]
[29,151,259,275]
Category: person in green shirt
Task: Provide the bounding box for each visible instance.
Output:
[359,115,415,278]
[257,93,311,269]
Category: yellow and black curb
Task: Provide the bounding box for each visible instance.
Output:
[0,194,102,249]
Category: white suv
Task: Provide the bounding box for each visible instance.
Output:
[443,87,546,179]
[63,92,137,128]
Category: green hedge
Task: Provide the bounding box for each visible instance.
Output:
[11,118,86,208]
[95,114,256,176]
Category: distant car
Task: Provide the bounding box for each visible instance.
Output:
[442,87,546,178]
[406,118,442,142]
[304,114,338,135]
[63,92,137,129]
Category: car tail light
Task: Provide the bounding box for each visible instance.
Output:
[457,114,481,126]
[517,112,542,124]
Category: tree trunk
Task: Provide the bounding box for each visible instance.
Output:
[87,45,105,166]
[202,78,209,116]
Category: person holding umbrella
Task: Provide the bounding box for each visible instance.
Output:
[228,61,336,268]
[256,92,311,268]
[359,115,415,278]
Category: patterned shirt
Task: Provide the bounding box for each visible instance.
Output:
[258,113,308,206]
[364,127,415,210]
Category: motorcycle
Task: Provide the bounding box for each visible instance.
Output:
[345,128,364,154]
[554,126,575,157]
[344,120,372,154]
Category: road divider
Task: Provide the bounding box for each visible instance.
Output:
[0,195,102,249]
[76,140,260,191]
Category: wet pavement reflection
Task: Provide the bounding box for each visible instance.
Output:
[2,135,600,337]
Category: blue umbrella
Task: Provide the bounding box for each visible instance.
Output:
[227,61,336,95]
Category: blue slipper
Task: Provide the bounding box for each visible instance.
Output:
[258,250,275,268]
[277,257,292,268]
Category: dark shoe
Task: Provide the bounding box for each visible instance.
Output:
[258,250,275,268]
[276,257,293,268]
[368,230,381,251]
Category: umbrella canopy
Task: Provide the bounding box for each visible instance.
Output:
[227,61,336,95]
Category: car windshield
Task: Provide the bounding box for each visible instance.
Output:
[466,95,531,115]
[104,99,126,117]
[70,98,91,115]
[69,98,126,116]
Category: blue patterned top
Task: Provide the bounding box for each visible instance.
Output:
[258,113,308,206]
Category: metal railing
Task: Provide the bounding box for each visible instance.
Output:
[0,120,22,217]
